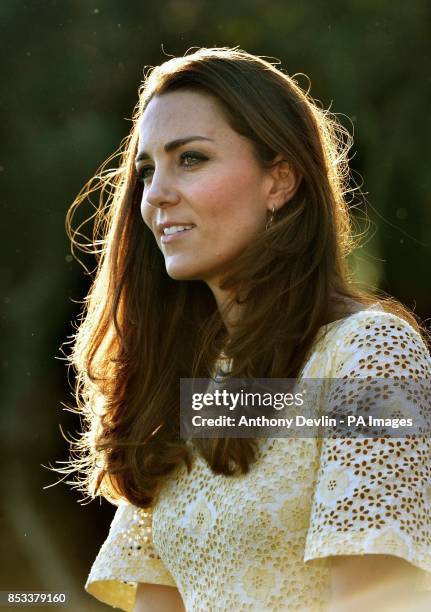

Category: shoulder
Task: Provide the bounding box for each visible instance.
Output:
[304,305,430,380]
[325,306,430,378]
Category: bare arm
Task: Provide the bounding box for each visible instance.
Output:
[327,554,422,612]
[133,583,186,612]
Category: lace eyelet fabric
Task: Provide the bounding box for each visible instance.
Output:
[85,306,431,611]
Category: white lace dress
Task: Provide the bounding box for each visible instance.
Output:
[85,306,431,611]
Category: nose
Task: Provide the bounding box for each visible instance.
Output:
[144,167,180,209]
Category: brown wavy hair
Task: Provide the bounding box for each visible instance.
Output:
[58,46,423,508]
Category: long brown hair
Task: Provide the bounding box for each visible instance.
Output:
[60,46,424,508]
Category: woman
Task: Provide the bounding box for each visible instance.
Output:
[62,47,431,610]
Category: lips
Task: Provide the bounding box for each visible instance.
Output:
[157,222,196,237]
[160,226,195,244]
[163,224,195,236]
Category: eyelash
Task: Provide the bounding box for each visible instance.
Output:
[137,151,208,184]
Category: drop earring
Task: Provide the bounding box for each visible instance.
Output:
[265,205,276,230]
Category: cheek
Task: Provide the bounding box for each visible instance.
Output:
[197,164,265,225]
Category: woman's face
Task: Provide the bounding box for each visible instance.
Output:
[136,89,280,292]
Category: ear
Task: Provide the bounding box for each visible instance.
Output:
[266,154,302,213]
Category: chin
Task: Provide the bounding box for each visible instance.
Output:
[164,264,203,281]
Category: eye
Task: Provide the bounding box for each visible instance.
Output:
[137,166,154,183]
[136,151,208,185]
[180,151,208,166]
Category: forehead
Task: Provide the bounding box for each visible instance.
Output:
[138,90,228,142]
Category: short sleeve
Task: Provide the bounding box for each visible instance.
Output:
[304,311,431,590]
[85,500,177,611]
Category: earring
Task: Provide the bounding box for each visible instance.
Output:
[265,205,276,230]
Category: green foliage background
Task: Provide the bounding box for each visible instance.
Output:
[1,1,429,608]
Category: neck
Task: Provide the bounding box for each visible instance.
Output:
[206,280,243,335]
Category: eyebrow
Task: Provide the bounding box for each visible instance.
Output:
[135,136,214,165]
